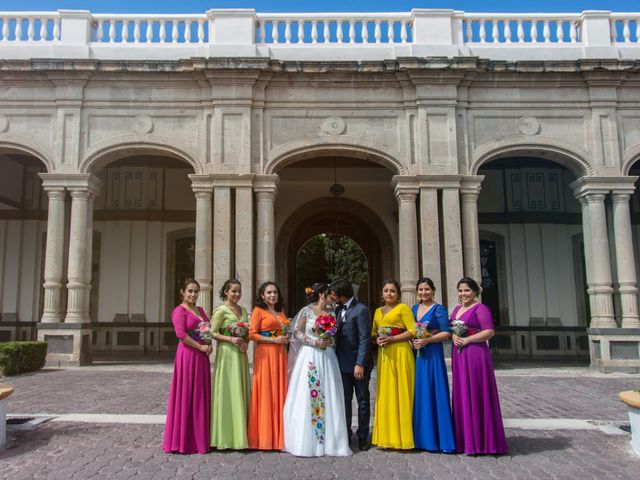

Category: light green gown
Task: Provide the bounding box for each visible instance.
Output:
[210,304,251,449]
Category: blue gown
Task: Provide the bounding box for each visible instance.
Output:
[412,303,456,452]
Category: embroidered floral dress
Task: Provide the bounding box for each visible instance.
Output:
[283,305,352,457]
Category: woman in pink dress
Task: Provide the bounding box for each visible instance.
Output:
[163,279,213,454]
[450,277,507,455]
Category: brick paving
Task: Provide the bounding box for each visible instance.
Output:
[1,360,639,479]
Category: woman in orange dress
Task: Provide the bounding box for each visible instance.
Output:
[247,281,289,450]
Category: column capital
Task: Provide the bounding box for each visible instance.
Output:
[570,175,636,200]
[43,187,66,198]
[392,175,419,201]
[188,174,214,193]
[460,175,485,197]
[41,173,103,197]
[254,174,279,195]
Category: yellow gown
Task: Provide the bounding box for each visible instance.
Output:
[371,303,416,449]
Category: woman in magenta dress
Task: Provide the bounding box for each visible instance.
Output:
[450,277,507,455]
[163,278,213,454]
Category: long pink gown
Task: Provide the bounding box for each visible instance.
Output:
[163,306,211,454]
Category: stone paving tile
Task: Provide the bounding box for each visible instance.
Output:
[4,367,638,421]
[1,423,638,480]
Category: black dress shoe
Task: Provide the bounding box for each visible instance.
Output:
[358,440,371,451]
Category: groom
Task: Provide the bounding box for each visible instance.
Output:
[330,279,372,451]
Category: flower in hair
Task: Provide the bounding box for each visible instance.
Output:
[305,287,314,296]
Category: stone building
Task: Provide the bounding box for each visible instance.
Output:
[0,9,639,371]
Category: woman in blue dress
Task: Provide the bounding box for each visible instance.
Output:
[411,277,456,453]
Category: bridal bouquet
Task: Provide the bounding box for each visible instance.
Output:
[450,320,477,352]
[314,314,338,339]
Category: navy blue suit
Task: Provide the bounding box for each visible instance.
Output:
[335,298,372,442]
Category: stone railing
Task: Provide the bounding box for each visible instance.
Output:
[0,9,638,61]
[255,13,413,44]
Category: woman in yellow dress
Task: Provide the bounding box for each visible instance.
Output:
[371,279,416,449]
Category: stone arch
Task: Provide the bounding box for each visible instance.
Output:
[470,137,593,176]
[80,136,202,174]
[276,197,394,312]
[621,143,640,175]
[265,137,407,175]
[0,139,53,172]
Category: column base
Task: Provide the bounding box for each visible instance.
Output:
[37,323,93,367]
[587,328,640,373]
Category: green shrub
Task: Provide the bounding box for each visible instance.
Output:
[0,341,48,376]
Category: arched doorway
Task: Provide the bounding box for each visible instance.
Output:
[278,197,394,314]
[476,156,589,360]
[273,154,396,314]
[87,153,196,354]
[0,147,50,342]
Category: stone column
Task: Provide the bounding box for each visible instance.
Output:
[419,186,441,303]
[611,188,640,327]
[65,188,92,323]
[442,185,464,311]
[40,185,67,323]
[235,181,254,306]
[254,175,279,287]
[393,177,420,305]
[572,181,616,328]
[460,176,484,283]
[190,175,214,315]
[213,186,232,302]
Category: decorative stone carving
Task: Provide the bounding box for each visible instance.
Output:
[0,114,8,133]
[517,116,541,136]
[320,116,346,136]
[132,115,153,134]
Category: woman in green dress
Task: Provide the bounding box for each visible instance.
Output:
[210,278,251,449]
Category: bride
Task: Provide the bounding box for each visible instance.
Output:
[283,282,352,457]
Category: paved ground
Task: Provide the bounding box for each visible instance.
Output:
[1,358,639,479]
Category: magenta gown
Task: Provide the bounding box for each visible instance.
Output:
[163,306,211,454]
[450,303,507,455]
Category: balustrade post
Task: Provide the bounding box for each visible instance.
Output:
[207,9,257,56]
[580,10,617,58]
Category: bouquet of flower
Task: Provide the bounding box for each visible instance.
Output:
[226,321,249,341]
[376,326,405,360]
[191,320,213,343]
[314,314,338,339]
[282,318,294,338]
[450,319,477,352]
[414,323,431,357]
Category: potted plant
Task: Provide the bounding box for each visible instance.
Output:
[619,390,640,456]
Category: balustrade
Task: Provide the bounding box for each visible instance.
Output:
[461,14,580,44]
[0,9,639,60]
[255,14,412,44]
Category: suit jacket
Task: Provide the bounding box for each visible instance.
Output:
[335,298,372,374]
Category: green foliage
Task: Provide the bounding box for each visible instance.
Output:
[296,234,368,288]
[0,341,48,376]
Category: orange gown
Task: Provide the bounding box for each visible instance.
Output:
[247,307,288,450]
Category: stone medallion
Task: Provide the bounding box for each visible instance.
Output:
[321,116,346,136]
[132,115,154,134]
[517,116,540,136]
[0,114,8,133]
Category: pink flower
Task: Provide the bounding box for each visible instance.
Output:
[311,389,318,398]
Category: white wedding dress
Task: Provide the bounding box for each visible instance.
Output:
[283,305,352,457]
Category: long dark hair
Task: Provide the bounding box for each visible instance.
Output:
[255,281,284,312]
[416,277,436,304]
